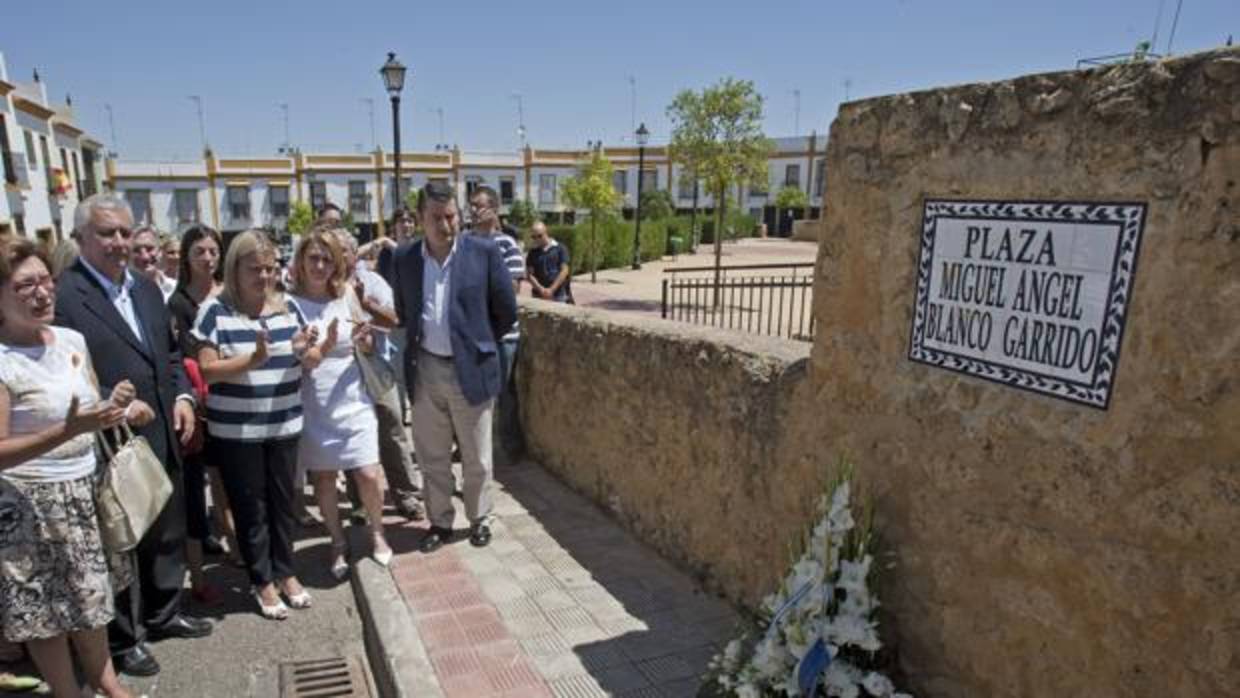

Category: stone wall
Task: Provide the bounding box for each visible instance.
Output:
[516,47,1239,698]
[516,303,821,605]
[813,48,1238,696]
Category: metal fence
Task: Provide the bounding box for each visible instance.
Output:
[661,262,816,341]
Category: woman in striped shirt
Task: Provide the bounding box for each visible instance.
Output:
[192,230,321,620]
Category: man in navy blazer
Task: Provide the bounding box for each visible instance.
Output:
[55,193,211,677]
[392,181,517,552]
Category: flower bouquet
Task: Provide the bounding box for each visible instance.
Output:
[706,463,910,697]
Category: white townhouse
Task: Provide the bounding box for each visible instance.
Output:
[107,133,827,241]
[0,51,105,245]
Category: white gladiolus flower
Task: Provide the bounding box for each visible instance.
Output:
[707,474,909,697]
[823,660,863,698]
[862,671,896,696]
[838,556,872,593]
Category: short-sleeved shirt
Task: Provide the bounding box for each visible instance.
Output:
[526,242,572,302]
[191,297,306,442]
[0,327,102,482]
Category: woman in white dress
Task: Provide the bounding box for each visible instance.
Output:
[288,230,392,578]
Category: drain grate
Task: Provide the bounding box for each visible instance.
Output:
[279,656,372,698]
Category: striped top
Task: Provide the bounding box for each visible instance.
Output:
[471,230,524,341]
[191,297,306,442]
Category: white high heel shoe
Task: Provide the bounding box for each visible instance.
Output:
[253,588,289,621]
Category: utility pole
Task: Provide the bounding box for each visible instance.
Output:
[431,107,445,149]
[792,89,801,135]
[279,103,290,152]
[188,95,208,152]
[361,98,376,149]
[511,93,526,149]
[628,75,637,135]
[104,104,119,156]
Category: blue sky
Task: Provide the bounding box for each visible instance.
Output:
[2,0,1235,160]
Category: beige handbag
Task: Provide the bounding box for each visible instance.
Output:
[95,424,172,553]
[343,290,396,399]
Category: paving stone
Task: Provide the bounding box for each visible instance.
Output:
[496,596,544,621]
[429,647,483,679]
[519,632,571,660]
[480,574,529,603]
[485,656,546,693]
[506,613,556,639]
[439,672,495,698]
[618,633,690,662]
[544,606,598,634]
[512,562,553,581]
[617,687,668,698]
[520,575,564,596]
[596,615,649,636]
[576,642,630,672]
[548,674,608,698]
[533,589,578,613]
[676,644,722,674]
[529,651,590,681]
[590,664,653,694]
[501,550,542,568]
[658,677,704,696]
[463,552,506,575]
[418,612,469,649]
[635,653,698,683]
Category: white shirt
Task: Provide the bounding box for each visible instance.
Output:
[79,258,144,347]
[420,239,456,357]
[0,328,101,482]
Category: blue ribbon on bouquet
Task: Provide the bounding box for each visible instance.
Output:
[762,579,816,642]
[797,636,832,696]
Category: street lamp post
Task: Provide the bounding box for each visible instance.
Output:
[631,122,649,270]
[380,52,407,217]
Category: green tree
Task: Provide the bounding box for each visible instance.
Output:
[287,200,314,235]
[560,151,621,283]
[667,78,772,306]
[638,189,674,221]
[403,187,420,214]
[507,199,540,231]
[774,185,808,235]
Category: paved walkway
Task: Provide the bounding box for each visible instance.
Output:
[380,461,738,698]
[568,238,817,319]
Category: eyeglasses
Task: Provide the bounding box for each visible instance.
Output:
[11,274,54,299]
[468,202,493,213]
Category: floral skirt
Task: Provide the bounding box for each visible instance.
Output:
[0,475,129,643]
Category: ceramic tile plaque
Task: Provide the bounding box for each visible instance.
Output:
[908,199,1147,409]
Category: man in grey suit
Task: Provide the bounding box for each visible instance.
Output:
[392,181,517,552]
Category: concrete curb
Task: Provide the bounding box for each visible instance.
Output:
[351,555,443,698]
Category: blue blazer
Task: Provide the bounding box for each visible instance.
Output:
[392,235,518,406]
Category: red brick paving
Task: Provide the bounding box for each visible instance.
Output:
[399,544,555,697]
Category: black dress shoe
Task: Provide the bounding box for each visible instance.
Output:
[113,644,160,677]
[419,526,452,554]
[149,614,213,640]
[469,522,492,548]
